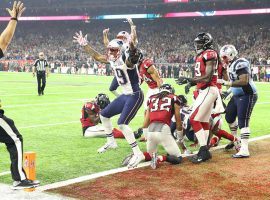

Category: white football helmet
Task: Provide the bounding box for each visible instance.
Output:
[220,45,238,62]
[107,39,124,61]
[116,31,130,43]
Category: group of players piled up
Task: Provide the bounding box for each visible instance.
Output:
[75,18,258,168]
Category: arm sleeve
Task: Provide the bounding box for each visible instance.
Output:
[109,77,119,91]
[0,48,4,59]
[34,60,38,67]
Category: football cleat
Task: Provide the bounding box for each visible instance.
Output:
[189,146,211,164]
[232,148,249,158]
[127,152,145,169]
[224,142,235,151]
[150,152,158,169]
[12,179,40,190]
[121,153,133,167]
[97,141,117,153]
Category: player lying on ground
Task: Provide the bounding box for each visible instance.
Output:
[219,44,258,158]
[81,93,124,138]
[74,32,144,168]
[176,32,220,164]
[123,84,183,169]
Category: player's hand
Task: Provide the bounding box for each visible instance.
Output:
[175,77,191,85]
[103,28,109,35]
[6,1,26,19]
[217,79,232,86]
[185,82,192,94]
[32,72,35,77]
[126,18,134,26]
[73,31,88,46]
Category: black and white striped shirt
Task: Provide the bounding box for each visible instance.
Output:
[34,59,48,71]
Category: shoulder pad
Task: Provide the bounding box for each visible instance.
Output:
[142,59,154,69]
[234,58,250,71]
[202,50,218,61]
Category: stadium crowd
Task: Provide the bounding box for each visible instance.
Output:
[0,16,269,81]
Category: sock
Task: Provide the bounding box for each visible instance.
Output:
[143,152,151,161]
[201,122,210,143]
[195,129,207,146]
[240,127,250,152]
[119,124,141,155]
[216,129,235,141]
[229,120,238,136]
[100,115,115,143]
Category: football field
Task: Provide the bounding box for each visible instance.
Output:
[0,72,269,186]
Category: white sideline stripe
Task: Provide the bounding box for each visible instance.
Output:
[4,102,79,108]
[37,133,270,192]
[0,171,11,176]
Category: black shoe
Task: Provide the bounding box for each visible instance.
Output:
[189,146,211,164]
[225,142,235,151]
[38,93,41,96]
[12,179,40,190]
[41,91,44,95]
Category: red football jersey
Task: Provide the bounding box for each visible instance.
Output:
[80,102,100,128]
[139,58,161,89]
[147,93,180,126]
[195,49,218,90]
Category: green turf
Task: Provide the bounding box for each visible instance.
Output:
[0,72,269,185]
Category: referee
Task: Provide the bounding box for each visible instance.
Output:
[0,1,39,189]
[32,52,49,96]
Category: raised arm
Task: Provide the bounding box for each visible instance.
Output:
[73,31,109,64]
[103,28,110,47]
[127,18,138,46]
[0,1,26,52]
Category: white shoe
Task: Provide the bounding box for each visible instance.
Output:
[97,141,117,153]
[233,139,241,152]
[127,152,145,168]
[232,148,249,158]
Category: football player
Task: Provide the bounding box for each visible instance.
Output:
[142,84,183,169]
[176,33,219,163]
[73,32,144,168]
[219,44,258,158]
[81,93,124,138]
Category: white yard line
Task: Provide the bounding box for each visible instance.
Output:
[18,121,78,129]
[0,171,11,176]
[37,133,270,192]
[4,102,80,108]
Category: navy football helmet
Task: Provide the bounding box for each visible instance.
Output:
[95,93,110,109]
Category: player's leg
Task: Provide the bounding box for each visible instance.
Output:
[0,117,39,189]
[160,124,182,165]
[83,125,106,138]
[41,72,46,95]
[189,87,218,163]
[37,73,41,95]
[233,94,258,158]
[98,95,126,153]
[118,91,144,168]
[225,97,239,150]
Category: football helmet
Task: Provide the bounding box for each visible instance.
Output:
[116,31,130,43]
[194,32,213,54]
[95,93,110,109]
[159,84,175,94]
[220,44,238,64]
[107,39,124,62]
[178,95,188,106]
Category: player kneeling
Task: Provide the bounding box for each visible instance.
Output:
[123,84,183,169]
[81,93,124,138]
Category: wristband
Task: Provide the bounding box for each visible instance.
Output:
[11,17,18,21]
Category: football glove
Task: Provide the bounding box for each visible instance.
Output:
[217,79,232,87]
[73,31,88,46]
[175,77,192,85]
[184,82,196,94]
